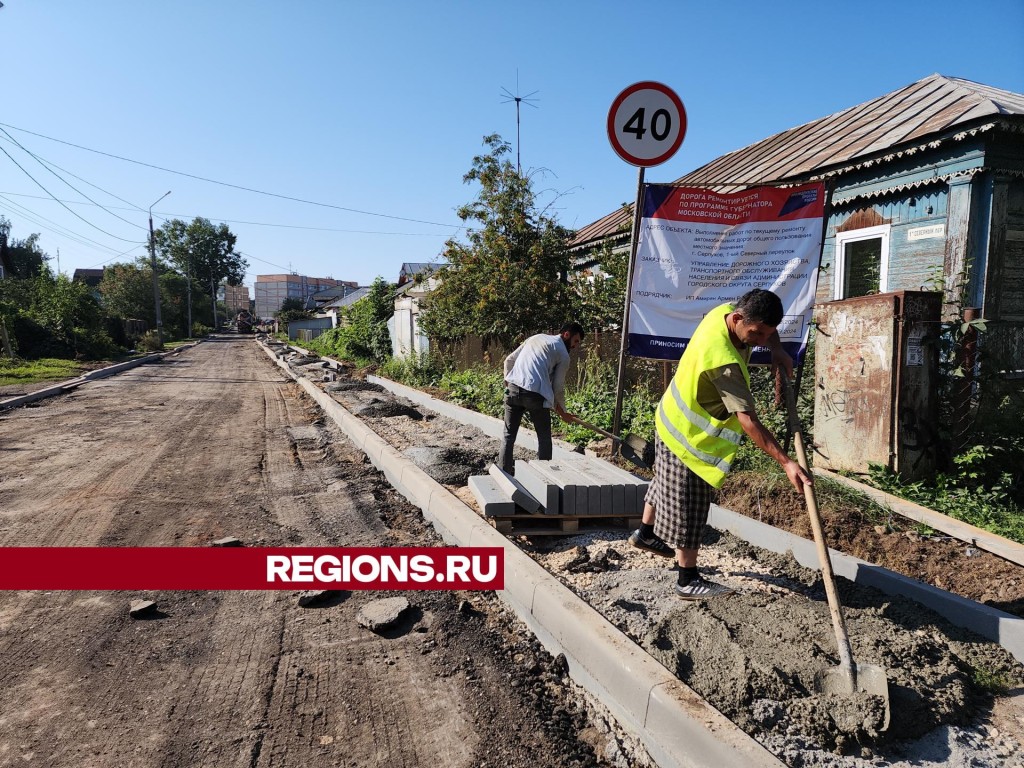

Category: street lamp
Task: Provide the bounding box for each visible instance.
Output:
[148,191,171,347]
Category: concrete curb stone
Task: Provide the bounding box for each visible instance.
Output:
[708,503,1024,664]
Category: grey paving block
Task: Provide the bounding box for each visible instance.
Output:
[557,456,626,515]
[529,460,597,516]
[525,461,579,515]
[487,464,542,514]
[468,475,516,517]
[558,455,625,516]
[514,460,561,514]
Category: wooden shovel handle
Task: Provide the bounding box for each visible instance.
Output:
[784,382,857,674]
[570,416,621,442]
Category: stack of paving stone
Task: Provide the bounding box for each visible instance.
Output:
[467,458,648,535]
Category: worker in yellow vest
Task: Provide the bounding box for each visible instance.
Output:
[628,288,812,599]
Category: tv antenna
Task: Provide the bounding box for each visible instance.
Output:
[500,73,539,174]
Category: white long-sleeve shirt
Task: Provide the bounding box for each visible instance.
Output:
[503,333,570,411]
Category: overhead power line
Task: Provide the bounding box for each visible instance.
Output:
[0,121,465,230]
[0,196,115,255]
[0,128,147,231]
[0,192,452,237]
[0,142,141,243]
[0,193,142,255]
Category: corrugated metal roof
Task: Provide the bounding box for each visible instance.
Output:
[400,262,437,276]
[323,286,371,309]
[571,75,1024,249]
[571,205,634,251]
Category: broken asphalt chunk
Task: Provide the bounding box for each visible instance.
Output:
[297,589,340,607]
[129,600,157,618]
[356,597,409,632]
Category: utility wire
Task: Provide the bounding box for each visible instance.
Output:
[0,193,135,256]
[0,121,465,230]
[0,192,452,236]
[0,134,146,213]
[84,243,147,270]
[236,250,292,273]
[0,128,147,230]
[0,142,142,243]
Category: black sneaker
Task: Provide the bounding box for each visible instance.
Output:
[628,529,674,559]
[675,577,735,600]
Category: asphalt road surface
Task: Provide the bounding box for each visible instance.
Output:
[0,338,622,768]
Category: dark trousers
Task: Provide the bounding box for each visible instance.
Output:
[499,385,552,474]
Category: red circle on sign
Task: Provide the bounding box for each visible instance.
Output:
[607,81,687,167]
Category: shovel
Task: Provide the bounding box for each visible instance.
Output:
[567,416,650,470]
[783,379,891,729]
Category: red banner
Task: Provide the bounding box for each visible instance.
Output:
[0,547,504,590]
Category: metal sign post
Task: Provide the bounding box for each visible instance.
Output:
[612,168,645,438]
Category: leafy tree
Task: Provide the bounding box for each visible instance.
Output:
[98,261,186,336]
[342,277,394,362]
[152,217,246,334]
[419,135,575,346]
[274,297,312,325]
[0,219,114,357]
[29,271,103,349]
[307,278,394,364]
[0,217,49,278]
[100,263,158,325]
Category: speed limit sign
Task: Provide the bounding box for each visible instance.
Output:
[607,82,686,167]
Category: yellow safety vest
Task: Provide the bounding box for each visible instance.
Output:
[655,303,750,488]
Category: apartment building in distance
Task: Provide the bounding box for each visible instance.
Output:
[219,283,252,316]
[254,274,356,321]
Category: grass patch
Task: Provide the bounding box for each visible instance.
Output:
[0,358,83,387]
[868,462,1024,544]
[971,664,1014,696]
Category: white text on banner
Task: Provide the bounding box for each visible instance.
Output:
[627,182,825,363]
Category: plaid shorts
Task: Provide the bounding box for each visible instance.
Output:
[647,435,715,550]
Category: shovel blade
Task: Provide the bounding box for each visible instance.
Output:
[624,433,653,465]
[815,663,891,730]
[618,442,649,470]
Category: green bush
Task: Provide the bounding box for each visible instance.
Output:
[11,314,68,358]
[439,366,505,417]
[137,331,164,352]
[71,328,121,359]
[868,456,1024,543]
[559,351,657,446]
[378,351,452,388]
[191,322,212,338]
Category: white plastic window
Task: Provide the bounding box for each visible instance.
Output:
[834,224,891,299]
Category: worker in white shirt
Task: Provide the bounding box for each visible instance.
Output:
[499,322,585,475]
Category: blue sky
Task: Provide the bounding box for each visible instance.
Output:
[1,1,1022,296]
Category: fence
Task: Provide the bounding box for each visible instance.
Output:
[434,330,670,398]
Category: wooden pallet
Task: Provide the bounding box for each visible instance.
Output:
[487,513,643,536]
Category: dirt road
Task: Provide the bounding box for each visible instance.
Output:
[0,338,628,768]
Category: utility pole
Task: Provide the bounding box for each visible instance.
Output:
[210,274,219,331]
[186,251,192,337]
[148,191,171,347]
